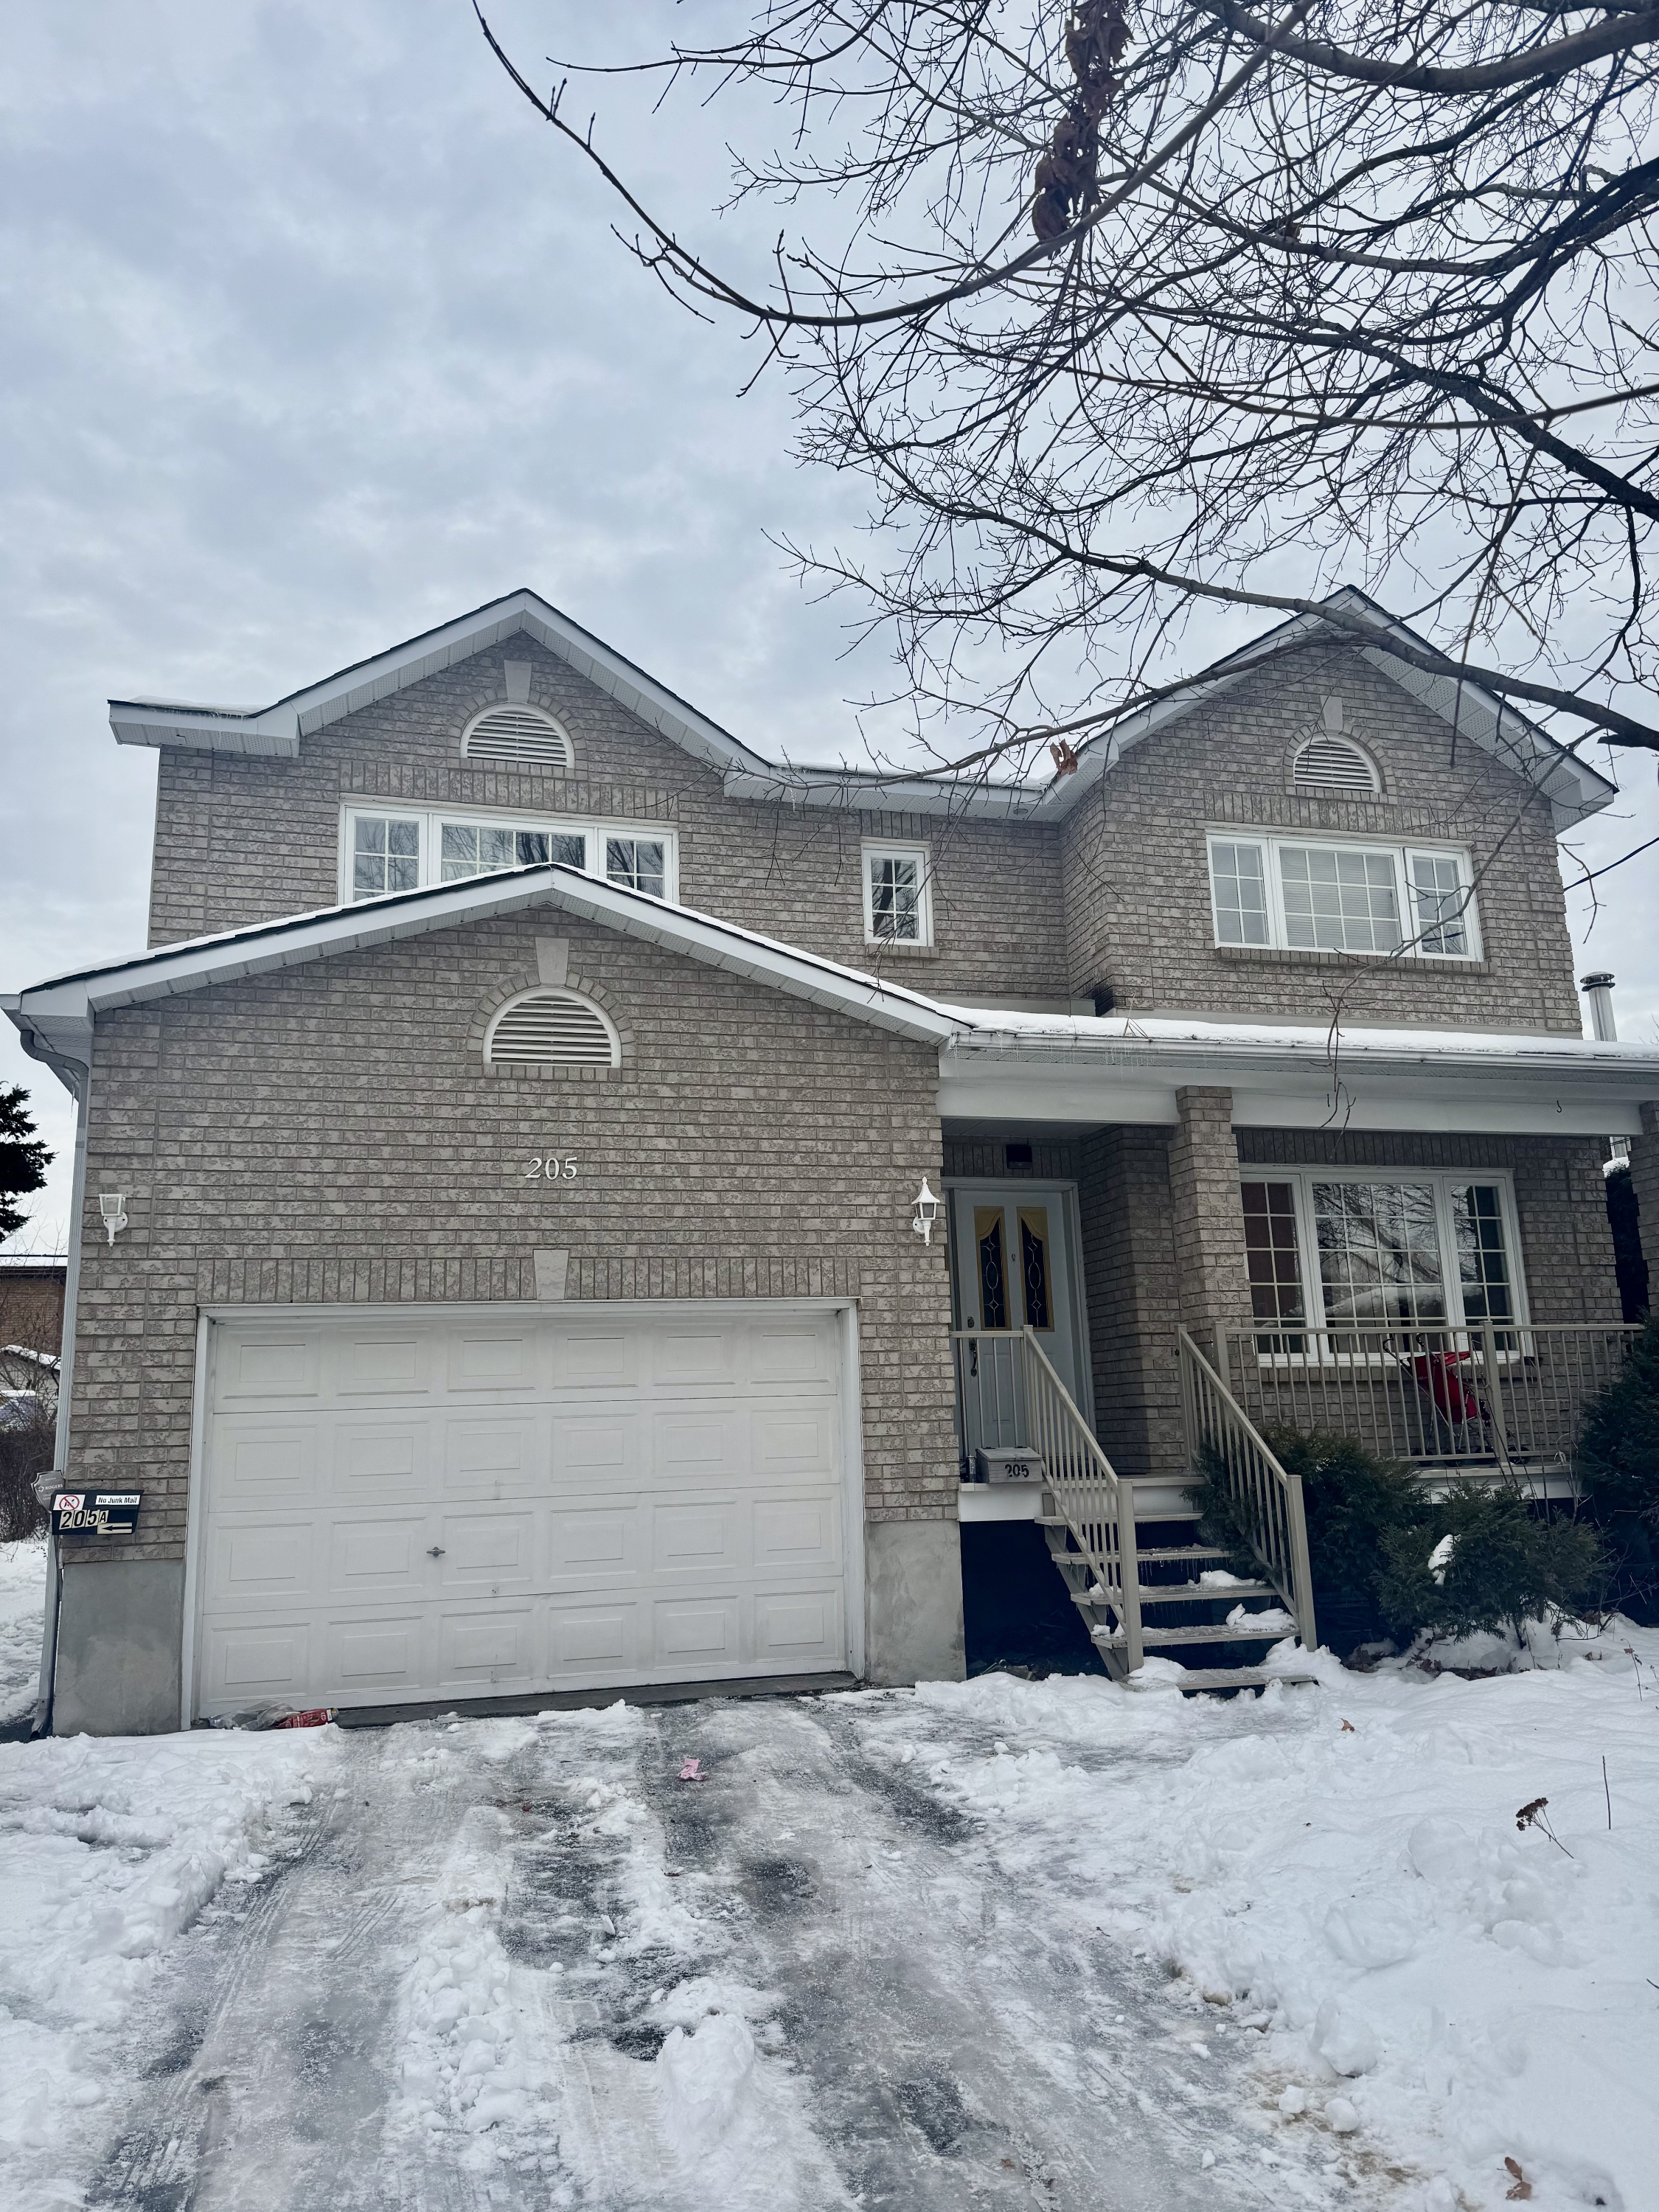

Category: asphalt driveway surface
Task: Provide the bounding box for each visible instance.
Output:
[85,1690,1349,2212]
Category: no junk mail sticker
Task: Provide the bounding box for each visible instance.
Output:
[51,1492,142,1536]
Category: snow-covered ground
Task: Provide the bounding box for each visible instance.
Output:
[0,1622,1653,2210]
[0,1537,46,1727]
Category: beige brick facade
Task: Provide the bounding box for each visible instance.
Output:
[63,910,959,1571]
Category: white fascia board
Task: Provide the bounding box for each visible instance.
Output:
[10,869,962,1050]
[1025,588,1617,830]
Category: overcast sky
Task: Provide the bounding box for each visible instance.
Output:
[3,0,1656,1253]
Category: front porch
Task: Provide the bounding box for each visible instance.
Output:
[941,1085,1648,1679]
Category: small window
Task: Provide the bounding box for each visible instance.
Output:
[352,815,420,897]
[1293,734,1379,793]
[1210,839,1270,946]
[605,837,667,898]
[462,703,573,769]
[1408,850,1470,956]
[863,843,933,945]
[484,989,619,1069]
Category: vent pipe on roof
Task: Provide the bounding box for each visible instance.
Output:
[1580,972,1618,1042]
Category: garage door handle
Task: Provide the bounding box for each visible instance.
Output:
[427,1546,446,1558]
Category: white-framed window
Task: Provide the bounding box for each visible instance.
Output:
[341,806,677,906]
[863,841,933,946]
[1241,1169,1527,1343]
[1206,831,1479,959]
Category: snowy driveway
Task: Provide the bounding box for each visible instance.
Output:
[3,1626,1656,2212]
[69,1691,1335,2212]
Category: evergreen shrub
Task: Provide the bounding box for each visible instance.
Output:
[1576,1314,1659,1621]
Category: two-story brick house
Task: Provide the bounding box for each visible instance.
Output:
[10,586,1658,1733]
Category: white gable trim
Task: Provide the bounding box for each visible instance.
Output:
[105,585,1616,830]
[6,866,962,1085]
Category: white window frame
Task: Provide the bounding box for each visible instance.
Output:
[1239,1166,1531,1359]
[861,840,934,947]
[339,804,679,906]
[1206,829,1481,960]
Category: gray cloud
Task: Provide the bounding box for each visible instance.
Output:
[3,0,1654,1246]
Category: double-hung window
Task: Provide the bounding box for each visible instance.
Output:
[863,841,933,946]
[1207,832,1478,958]
[341,807,676,905]
[1241,1169,1524,1351]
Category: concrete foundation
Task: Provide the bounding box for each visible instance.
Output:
[53,1559,184,1736]
[864,1520,966,1686]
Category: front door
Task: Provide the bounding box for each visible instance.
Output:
[947,1183,1088,1465]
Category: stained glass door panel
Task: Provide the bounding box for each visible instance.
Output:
[949,1185,1087,1467]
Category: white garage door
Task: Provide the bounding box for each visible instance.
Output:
[192,1304,855,1719]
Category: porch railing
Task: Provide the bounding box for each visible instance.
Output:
[1179,1329,1317,1650]
[1215,1321,1640,1472]
[953,1326,1143,1670]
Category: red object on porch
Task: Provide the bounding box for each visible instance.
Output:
[1406,1349,1486,1429]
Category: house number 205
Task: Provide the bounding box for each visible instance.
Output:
[525,1157,577,1181]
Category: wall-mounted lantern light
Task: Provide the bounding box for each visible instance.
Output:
[911,1176,940,1246]
[98,1193,128,1245]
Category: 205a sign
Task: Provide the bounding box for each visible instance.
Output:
[52,1491,142,1536]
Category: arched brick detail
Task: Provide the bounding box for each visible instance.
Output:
[465,966,633,1082]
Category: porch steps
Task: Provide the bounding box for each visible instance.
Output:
[1040,1497,1318,1695]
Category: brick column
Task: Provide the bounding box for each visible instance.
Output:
[1631,1101,1659,1304]
[1166,1086,1252,1346]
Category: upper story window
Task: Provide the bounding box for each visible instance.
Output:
[343,806,676,905]
[863,841,933,946]
[1207,831,1478,959]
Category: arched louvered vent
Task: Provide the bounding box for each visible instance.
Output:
[462,703,573,769]
[485,989,619,1069]
[1293,734,1379,793]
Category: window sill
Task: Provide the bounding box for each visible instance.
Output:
[863,939,940,958]
[1214,945,1487,974]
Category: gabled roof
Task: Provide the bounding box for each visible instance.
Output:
[4,864,963,1087]
[106,584,1617,830]
[1023,586,1616,832]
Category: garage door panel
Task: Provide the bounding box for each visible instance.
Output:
[751,1407,837,1480]
[747,1324,835,1387]
[549,1329,638,1392]
[653,1595,741,1665]
[327,1614,425,1693]
[209,1422,319,1505]
[550,1604,637,1670]
[437,1510,535,1585]
[330,1422,429,1496]
[651,1326,737,1390]
[327,1331,430,1399]
[652,1500,745,1576]
[438,1607,535,1691]
[447,1328,539,1393]
[216,1332,320,1406]
[755,1588,844,1664]
[207,1518,319,1602]
[442,1416,546,1495]
[553,1413,638,1483]
[197,1306,852,1718]
[326,1514,430,1597]
[753,1497,841,1568]
[547,1504,638,1579]
[200,1618,315,1703]
[654,1410,745,1481]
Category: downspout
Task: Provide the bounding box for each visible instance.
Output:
[20,1037,89,1738]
